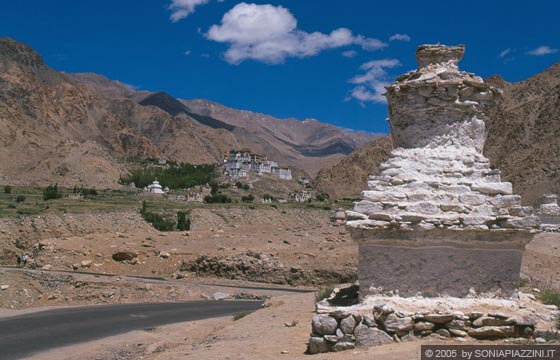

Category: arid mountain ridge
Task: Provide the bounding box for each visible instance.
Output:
[316,62,560,205]
[0,37,375,188]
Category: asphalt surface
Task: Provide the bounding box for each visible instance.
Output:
[0,300,262,360]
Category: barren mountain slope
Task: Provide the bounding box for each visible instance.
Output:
[181,99,376,177]
[72,72,377,177]
[314,136,393,199]
[0,37,240,187]
[315,62,560,203]
[485,62,560,204]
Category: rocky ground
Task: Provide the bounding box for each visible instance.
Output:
[0,207,354,310]
[0,206,559,359]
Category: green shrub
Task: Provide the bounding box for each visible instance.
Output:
[541,289,560,308]
[242,184,250,191]
[43,184,62,200]
[177,210,191,231]
[204,194,231,203]
[315,287,334,302]
[15,195,25,203]
[82,188,98,196]
[3,185,11,194]
[209,181,219,195]
[262,194,274,200]
[241,194,254,203]
[119,163,216,189]
[142,211,175,231]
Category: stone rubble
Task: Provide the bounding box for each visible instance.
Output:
[307,293,560,354]
[536,194,560,232]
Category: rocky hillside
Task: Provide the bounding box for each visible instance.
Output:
[181,99,375,176]
[315,136,393,199]
[315,62,560,205]
[0,38,375,188]
[485,63,560,204]
[0,37,244,188]
[75,73,376,177]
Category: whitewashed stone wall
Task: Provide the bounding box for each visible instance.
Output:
[346,44,539,299]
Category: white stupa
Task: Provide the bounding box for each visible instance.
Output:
[147,179,164,194]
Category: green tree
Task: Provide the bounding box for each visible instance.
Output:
[3,185,11,194]
[177,210,191,231]
[43,184,62,200]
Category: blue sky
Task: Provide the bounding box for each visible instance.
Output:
[1,0,559,134]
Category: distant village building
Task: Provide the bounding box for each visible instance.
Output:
[183,185,211,203]
[291,190,311,203]
[224,150,292,180]
[298,177,312,187]
[145,179,165,194]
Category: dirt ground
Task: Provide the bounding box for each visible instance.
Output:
[1,207,559,359]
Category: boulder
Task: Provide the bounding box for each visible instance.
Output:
[382,314,414,335]
[472,316,513,327]
[311,315,338,335]
[449,328,468,337]
[332,342,355,352]
[414,322,435,332]
[340,315,357,335]
[80,260,92,268]
[422,314,455,324]
[468,326,515,339]
[212,292,231,300]
[308,336,329,354]
[354,325,393,347]
[112,251,137,262]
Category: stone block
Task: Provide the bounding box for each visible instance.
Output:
[468,326,515,339]
[354,325,393,347]
[472,182,512,195]
[308,336,329,354]
[311,315,338,335]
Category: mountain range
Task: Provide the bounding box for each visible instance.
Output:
[0,37,375,188]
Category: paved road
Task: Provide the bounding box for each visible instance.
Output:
[0,300,262,360]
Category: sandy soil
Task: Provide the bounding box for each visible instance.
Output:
[1,207,559,359]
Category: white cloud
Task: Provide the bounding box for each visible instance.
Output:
[499,48,511,58]
[206,3,386,64]
[184,50,192,55]
[347,59,400,105]
[342,50,357,58]
[389,33,411,42]
[168,0,211,22]
[527,45,558,56]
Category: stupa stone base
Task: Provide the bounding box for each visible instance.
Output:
[307,290,560,354]
[351,228,534,299]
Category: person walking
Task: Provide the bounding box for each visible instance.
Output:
[22,253,28,267]
[16,254,21,268]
